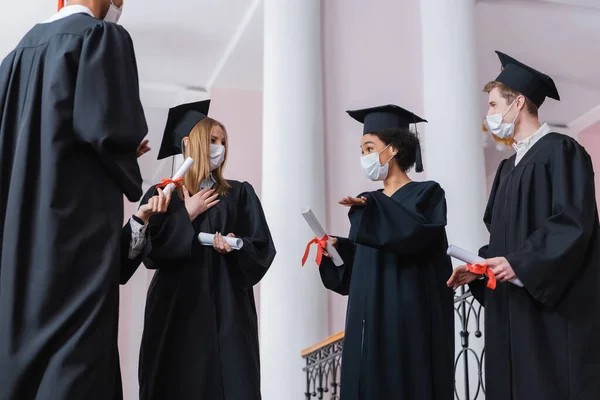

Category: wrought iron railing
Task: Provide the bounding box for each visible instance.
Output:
[301,288,485,399]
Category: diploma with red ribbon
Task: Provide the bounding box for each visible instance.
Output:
[301,207,343,267]
[447,245,523,288]
[155,157,194,196]
[467,263,497,290]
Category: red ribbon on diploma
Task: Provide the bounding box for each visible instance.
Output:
[302,235,329,267]
[156,177,184,189]
[58,0,64,11]
[468,263,497,290]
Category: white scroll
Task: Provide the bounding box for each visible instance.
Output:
[198,233,244,250]
[447,245,524,287]
[162,157,194,196]
[301,207,344,266]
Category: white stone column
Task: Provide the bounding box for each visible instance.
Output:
[420,0,488,397]
[260,1,329,399]
[420,0,487,268]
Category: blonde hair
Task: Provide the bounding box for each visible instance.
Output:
[179,117,231,197]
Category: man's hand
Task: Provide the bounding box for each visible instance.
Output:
[486,257,516,282]
[447,265,479,291]
[135,188,171,224]
[136,139,151,158]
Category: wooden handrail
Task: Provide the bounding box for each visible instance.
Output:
[301,331,345,357]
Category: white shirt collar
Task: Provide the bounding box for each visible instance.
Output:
[43,5,95,24]
[199,174,216,190]
[513,123,551,165]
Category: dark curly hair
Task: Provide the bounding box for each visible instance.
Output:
[370,128,420,173]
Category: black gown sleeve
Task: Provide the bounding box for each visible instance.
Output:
[228,182,276,289]
[506,139,597,308]
[349,181,447,255]
[143,187,196,269]
[470,159,508,305]
[73,23,147,202]
[318,237,356,296]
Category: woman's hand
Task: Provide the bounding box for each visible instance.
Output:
[339,196,367,207]
[183,186,220,221]
[136,139,151,158]
[446,265,479,291]
[322,237,337,258]
[213,232,235,254]
[136,188,171,224]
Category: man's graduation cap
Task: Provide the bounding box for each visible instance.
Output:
[157,100,211,160]
[494,51,560,108]
[346,104,427,172]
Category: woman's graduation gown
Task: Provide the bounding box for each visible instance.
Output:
[470,133,600,400]
[319,181,455,400]
[135,180,275,400]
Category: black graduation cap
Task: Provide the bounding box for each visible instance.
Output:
[346,104,427,172]
[157,100,211,160]
[494,51,560,108]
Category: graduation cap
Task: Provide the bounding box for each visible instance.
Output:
[157,100,211,160]
[494,51,560,108]
[346,104,427,172]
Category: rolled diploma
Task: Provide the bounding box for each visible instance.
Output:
[163,157,194,196]
[447,245,524,287]
[198,233,244,250]
[301,207,344,267]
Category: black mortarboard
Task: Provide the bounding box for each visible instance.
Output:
[157,100,211,160]
[346,104,427,172]
[494,51,560,108]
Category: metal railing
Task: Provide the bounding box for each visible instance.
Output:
[302,288,486,399]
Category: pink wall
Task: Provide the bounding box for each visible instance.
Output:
[209,88,264,196]
[578,122,600,207]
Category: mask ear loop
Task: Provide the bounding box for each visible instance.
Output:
[379,143,394,166]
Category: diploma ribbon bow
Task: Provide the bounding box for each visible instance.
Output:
[156,177,184,189]
[301,235,329,267]
[58,0,64,11]
[468,263,497,290]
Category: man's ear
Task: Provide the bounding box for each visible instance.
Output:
[515,95,526,111]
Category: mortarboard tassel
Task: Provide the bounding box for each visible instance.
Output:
[58,0,65,11]
[415,141,424,173]
[413,118,424,173]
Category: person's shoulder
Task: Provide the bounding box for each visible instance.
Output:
[227,180,258,193]
[540,132,589,159]
[412,180,444,196]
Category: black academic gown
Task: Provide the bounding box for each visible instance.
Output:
[470,133,600,400]
[134,180,275,400]
[319,181,455,400]
[0,15,146,400]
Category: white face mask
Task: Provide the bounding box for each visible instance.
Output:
[209,144,225,172]
[104,1,122,23]
[485,99,521,139]
[360,144,393,181]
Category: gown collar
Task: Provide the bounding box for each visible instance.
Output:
[43,5,95,24]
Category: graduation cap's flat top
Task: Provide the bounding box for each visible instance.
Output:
[346,104,427,135]
[494,51,559,108]
[157,100,211,160]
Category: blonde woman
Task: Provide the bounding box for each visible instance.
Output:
[129,101,276,400]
